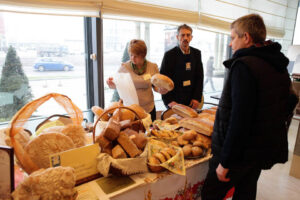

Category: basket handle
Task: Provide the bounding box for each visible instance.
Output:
[10,93,83,137]
[93,106,141,143]
[9,93,83,174]
[35,114,71,132]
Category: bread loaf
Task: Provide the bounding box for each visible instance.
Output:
[92,106,110,121]
[103,118,121,141]
[128,104,147,119]
[12,167,77,200]
[179,118,214,136]
[112,108,135,122]
[112,145,127,159]
[202,108,217,115]
[117,131,142,158]
[25,133,75,169]
[62,124,87,148]
[198,112,216,121]
[130,133,147,150]
[151,74,174,91]
[172,104,198,118]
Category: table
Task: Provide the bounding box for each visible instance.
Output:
[75,156,234,200]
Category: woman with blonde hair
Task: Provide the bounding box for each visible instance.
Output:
[107,39,168,121]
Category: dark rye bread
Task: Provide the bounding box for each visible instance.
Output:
[117,131,142,158]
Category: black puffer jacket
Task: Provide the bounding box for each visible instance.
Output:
[212,42,293,169]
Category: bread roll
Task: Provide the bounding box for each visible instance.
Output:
[112,108,135,122]
[151,74,174,91]
[172,104,198,118]
[128,104,147,119]
[153,152,166,163]
[182,145,192,157]
[165,147,176,156]
[161,150,171,160]
[148,156,164,172]
[192,146,203,157]
[196,134,212,149]
[182,130,197,141]
[177,135,189,146]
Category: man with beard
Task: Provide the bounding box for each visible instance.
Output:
[201,14,298,200]
[160,24,204,109]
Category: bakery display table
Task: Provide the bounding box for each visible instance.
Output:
[76,157,211,200]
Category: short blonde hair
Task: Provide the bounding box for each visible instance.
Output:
[231,14,266,43]
[128,39,147,58]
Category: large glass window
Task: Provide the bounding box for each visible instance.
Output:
[0,12,87,122]
[103,18,229,110]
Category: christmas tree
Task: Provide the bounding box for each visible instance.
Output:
[0,46,33,120]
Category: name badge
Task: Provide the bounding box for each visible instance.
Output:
[183,80,191,86]
[186,62,191,70]
[143,73,151,80]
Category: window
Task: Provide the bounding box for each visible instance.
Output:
[103,18,229,110]
[0,12,87,122]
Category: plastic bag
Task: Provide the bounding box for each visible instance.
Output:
[114,73,139,106]
[9,93,83,174]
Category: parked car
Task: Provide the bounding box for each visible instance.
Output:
[33,58,74,71]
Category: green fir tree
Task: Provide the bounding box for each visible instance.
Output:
[0,46,33,120]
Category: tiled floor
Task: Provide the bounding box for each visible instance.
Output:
[256,119,300,200]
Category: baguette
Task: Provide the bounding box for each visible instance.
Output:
[179,118,214,136]
[172,104,198,118]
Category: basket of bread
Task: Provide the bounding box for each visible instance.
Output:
[165,104,217,159]
[92,103,150,177]
[147,139,185,175]
[6,93,87,199]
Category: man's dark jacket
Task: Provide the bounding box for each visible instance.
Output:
[212,42,296,169]
[160,46,203,108]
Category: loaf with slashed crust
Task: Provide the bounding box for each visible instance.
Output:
[172,104,198,118]
[179,117,214,136]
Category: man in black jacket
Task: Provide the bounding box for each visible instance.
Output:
[160,24,203,109]
[201,14,298,200]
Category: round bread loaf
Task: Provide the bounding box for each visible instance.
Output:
[25,132,75,169]
[151,74,174,91]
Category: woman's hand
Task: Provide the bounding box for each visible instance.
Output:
[106,77,116,89]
